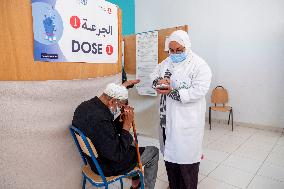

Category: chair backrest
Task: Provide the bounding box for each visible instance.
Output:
[211,86,229,105]
[74,132,98,157]
[70,125,107,182]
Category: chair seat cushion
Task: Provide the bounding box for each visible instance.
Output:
[211,106,231,112]
[82,164,140,184]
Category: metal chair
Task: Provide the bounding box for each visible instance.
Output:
[209,86,234,131]
[70,126,144,189]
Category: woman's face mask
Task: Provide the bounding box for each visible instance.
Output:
[169,52,187,63]
[168,41,187,63]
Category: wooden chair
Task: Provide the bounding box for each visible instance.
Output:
[209,86,233,131]
[70,126,144,189]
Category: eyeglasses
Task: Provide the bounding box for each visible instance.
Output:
[169,47,185,54]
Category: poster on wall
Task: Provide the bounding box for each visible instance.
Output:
[31,0,118,63]
[136,31,158,96]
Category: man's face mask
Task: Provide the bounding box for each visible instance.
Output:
[169,52,187,63]
[110,105,120,116]
[110,100,121,116]
[110,99,128,116]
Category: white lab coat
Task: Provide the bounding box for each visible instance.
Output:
[150,53,212,164]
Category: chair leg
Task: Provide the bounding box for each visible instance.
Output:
[231,109,234,131]
[228,110,231,125]
[209,107,212,130]
[139,172,145,189]
[82,175,86,189]
[120,178,123,189]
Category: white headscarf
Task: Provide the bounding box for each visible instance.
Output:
[104,83,128,100]
[168,30,193,61]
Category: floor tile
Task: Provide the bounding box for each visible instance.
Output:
[122,178,132,189]
[157,160,167,177]
[233,145,269,161]
[155,179,169,189]
[240,140,274,151]
[202,138,215,147]
[203,148,230,163]
[254,130,282,137]
[224,131,252,140]
[247,135,279,145]
[137,125,284,189]
[159,172,168,183]
[222,154,263,174]
[199,159,219,175]
[208,165,254,188]
[272,144,284,156]
[198,174,206,183]
[236,127,258,134]
[218,135,247,145]
[207,141,240,153]
[264,152,284,167]
[257,163,284,181]
[276,136,284,146]
[247,175,284,189]
[204,132,225,141]
[198,177,241,189]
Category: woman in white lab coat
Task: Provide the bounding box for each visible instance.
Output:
[150,30,212,189]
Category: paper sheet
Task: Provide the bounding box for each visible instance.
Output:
[136,31,158,96]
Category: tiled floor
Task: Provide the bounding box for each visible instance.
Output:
[87,123,284,189]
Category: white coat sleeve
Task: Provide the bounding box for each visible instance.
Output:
[150,64,163,88]
[179,63,212,103]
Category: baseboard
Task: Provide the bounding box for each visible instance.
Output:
[205,117,284,133]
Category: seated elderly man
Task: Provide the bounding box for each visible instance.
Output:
[72,81,159,189]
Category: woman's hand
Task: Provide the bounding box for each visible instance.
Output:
[156,88,172,95]
[156,78,171,94]
[158,78,170,85]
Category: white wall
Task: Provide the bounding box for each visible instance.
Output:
[135,0,284,128]
[0,74,121,189]
[127,75,160,138]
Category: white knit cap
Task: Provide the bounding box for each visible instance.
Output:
[104,83,128,100]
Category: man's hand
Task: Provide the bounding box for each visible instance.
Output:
[122,106,134,131]
[122,79,140,89]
